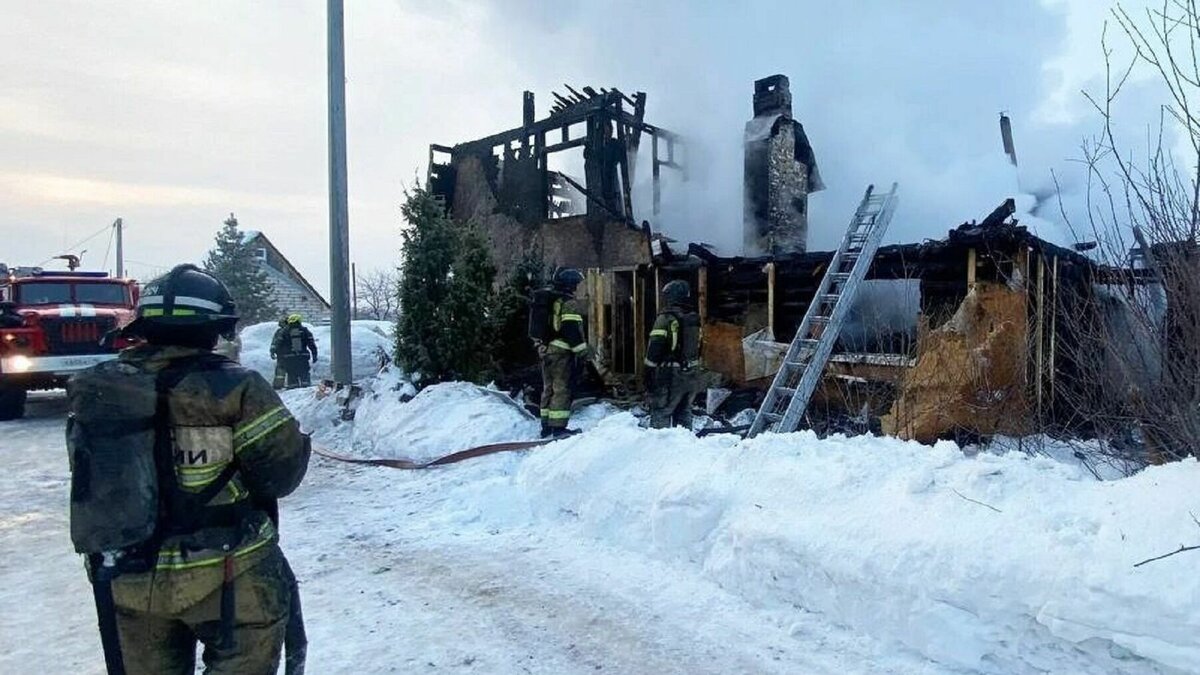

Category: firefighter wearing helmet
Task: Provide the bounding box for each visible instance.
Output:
[66,264,310,674]
[644,279,704,429]
[528,267,590,438]
[271,313,318,389]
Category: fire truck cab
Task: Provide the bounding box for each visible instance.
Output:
[0,264,138,420]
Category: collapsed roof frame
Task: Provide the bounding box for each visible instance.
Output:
[428,86,685,225]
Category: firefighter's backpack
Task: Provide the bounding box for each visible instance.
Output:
[527,288,557,343]
[67,360,162,554]
[665,311,702,364]
[67,356,233,557]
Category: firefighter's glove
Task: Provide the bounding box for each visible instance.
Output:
[311,353,318,364]
[269,350,277,360]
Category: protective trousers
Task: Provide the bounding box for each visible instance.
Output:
[540,349,574,430]
[648,367,700,429]
[281,356,311,389]
[114,547,293,675]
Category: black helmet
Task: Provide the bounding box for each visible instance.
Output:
[552,267,584,294]
[662,279,690,305]
[127,264,238,336]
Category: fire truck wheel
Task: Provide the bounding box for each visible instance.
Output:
[0,386,26,421]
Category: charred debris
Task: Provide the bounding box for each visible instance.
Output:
[427,75,1166,446]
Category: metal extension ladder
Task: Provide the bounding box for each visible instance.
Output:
[747,183,900,438]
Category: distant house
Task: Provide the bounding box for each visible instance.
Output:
[242,230,330,319]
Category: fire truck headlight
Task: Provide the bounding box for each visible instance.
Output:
[5,355,32,373]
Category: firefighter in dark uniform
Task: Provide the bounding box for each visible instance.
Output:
[272,314,318,389]
[644,280,704,429]
[67,264,310,674]
[534,268,589,438]
[268,317,288,389]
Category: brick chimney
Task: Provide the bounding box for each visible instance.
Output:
[744,74,815,256]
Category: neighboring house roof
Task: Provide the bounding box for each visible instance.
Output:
[243,231,331,309]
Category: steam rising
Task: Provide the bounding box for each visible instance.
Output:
[487,0,1165,254]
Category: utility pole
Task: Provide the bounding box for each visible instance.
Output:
[113,218,124,277]
[327,0,353,384]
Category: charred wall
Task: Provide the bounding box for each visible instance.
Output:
[449,154,648,281]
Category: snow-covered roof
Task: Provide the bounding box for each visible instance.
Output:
[242,230,262,244]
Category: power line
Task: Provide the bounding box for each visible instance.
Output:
[38,222,114,266]
[100,224,116,272]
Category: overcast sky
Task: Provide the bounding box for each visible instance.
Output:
[0,0,1163,295]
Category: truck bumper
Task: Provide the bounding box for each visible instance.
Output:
[1,353,117,377]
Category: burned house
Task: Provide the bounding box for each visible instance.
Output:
[427,76,1155,443]
[428,85,685,282]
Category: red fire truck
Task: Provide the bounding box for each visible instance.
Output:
[0,264,138,420]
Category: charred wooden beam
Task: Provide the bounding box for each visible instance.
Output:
[615,111,634,218]
[552,170,632,224]
[523,91,535,128]
[552,92,574,109]
[455,97,611,153]
[543,137,587,154]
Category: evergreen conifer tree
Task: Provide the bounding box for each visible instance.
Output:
[202,214,278,326]
[395,186,497,384]
[490,251,544,375]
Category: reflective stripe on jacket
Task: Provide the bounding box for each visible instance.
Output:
[548,297,588,354]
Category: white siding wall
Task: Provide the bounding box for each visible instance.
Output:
[259,262,329,319]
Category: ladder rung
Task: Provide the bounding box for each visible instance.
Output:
[809,315,830,323]
[775,387,797,397]
[759,412,782,423]
[785,359,809,368]
[819,294,839,304]
[830,273,850,282]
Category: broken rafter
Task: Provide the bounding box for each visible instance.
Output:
[551,171,632,224]
[564,84,588,102]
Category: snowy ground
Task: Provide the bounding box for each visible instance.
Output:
[4,362,1199,673]
[1,391,945,674]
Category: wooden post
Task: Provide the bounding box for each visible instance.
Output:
[654,266,662,314]
[633,268,646,375]
[967,248,977,290]
[766,262,777,339]
[1035,254,1046,423]
[615,111,634,220]
[1049,256,1059,408]
[600,269,609,360]
[652,134,661,216]
[586,269,600,352]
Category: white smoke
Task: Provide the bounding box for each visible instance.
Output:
[481,0,1168,255]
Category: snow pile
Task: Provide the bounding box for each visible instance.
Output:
[281,372,1200,671]
[239,319,393,383]
[289,376,540,464]
[505,419,1200,672]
